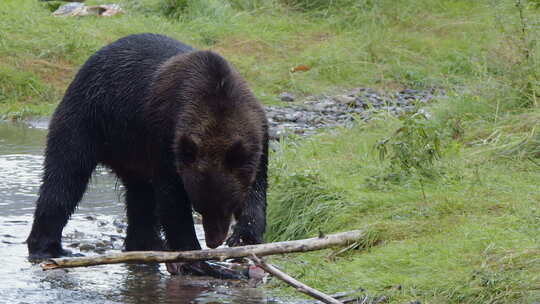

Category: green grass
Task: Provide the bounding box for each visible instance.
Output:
[267,113,540,303]
[2,0,540,302]
[3,0,536,116]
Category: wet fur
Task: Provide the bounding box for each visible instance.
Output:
[27,33,268,258]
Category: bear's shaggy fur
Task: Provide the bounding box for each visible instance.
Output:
[26,33,268,260]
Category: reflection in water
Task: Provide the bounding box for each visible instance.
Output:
[0,121,293,304]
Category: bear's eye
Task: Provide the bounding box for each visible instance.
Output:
[225,140,249,168]
[179,135,198,165]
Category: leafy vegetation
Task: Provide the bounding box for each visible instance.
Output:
[375,111,443,178]
[2,0,540,302]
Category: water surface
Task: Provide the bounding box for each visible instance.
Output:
[0,121,294,304]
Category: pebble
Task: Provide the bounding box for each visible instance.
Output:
[279,92,295,102]
[333,95,356,105]
[113,218,127,231]
[79,243,96,252]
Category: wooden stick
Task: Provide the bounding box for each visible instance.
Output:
[42,230,365,270]
[251,254,342,304]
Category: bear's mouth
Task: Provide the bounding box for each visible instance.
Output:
[202,214,232,249]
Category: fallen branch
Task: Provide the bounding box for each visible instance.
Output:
[251,254,343,304]
[42,229,365,270]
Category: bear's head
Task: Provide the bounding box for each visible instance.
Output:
[174,129,262,248]
[161,50,267,248]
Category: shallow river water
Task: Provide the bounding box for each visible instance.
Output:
[0,121,297,304]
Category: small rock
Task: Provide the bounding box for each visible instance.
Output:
[79,243,96,252]
[64,230,85,240]
[401,88,419,95]
[284,112,301,122]
[334,95,356,105]
[312,103,327,111]
[403,95,417,100]
[95,241,111,249]
[279,92,295,102]
[52,2,86,16]
[112,218,127,230]
[53,3,123,17]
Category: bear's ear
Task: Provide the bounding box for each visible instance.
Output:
[178,135,198,164]
[225,140,249,168]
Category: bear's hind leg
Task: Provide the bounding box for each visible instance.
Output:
[27,128,98,260]
[124,181,163,251]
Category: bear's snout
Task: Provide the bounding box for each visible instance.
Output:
[202,214,232,249]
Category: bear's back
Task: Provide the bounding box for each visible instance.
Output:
[61,34,194,111]
[49,34,197,165]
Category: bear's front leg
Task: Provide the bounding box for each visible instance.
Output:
[226,185,266,246]
[154,176,201,275]
[154,175,248,279]
[227,144,268,247]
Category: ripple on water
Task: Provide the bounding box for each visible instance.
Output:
[0,155,43,210]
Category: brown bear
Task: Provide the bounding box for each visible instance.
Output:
[26,33,268,275]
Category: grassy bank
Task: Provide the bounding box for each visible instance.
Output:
[3,0,533,118]
[2,0,540,302]
[267,112,540,302]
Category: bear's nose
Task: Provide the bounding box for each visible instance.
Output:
[202,214,231,249]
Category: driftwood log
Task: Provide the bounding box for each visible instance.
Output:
[251,254,343,304]
[41,230,364,270]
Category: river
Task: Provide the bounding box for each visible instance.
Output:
[0,120,297,304]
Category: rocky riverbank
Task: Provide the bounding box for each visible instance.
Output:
[266,88,442,140]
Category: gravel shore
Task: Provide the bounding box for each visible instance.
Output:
[266,88,442,139]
